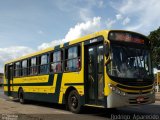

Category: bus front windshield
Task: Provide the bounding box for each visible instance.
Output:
[107,45,152,79]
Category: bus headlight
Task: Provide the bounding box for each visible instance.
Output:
[109,84,126,96]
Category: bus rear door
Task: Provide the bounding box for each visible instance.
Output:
[6,65,13,96]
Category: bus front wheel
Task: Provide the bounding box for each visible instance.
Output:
[67,90,82,113]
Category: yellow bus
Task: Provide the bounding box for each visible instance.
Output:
[3,30,155,113]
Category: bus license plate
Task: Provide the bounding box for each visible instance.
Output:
[136,96,144,103]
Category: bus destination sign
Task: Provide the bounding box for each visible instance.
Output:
[109,31,145,44]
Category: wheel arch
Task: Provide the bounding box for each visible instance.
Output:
[63,86,77,104]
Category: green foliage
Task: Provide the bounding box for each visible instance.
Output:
[148,27,160,68]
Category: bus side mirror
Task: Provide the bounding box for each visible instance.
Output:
[104,43,109,57]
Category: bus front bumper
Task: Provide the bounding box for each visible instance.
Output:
[107,92,155,108]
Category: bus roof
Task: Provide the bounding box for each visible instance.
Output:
[5,30,109,64]
[5,29,148,64]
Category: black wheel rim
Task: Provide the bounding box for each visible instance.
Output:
[70,95,78,109]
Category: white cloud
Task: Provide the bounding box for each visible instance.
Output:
[111,0,160,34]
[0,16,103,71]
[79,8,92,21]
[0,46,34,73]
[116,14,123,20]
[55,0,105,21]
[38,40,62,50]
[65,17,102,40]
[105,14,131,29]
[38,17,103,50]
[122,17,130,25]
[125,24,143,31]
[106,18,116,29]
[78,0,105,21]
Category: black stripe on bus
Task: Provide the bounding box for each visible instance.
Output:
[23,73,63,103]
[3,74,54,86]
[64,83,84,86]
[54,73,63,102]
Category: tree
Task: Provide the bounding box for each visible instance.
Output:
[148,27,160,68]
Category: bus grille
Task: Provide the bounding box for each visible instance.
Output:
[129,97,149,104]
[117,84,152,90]
[116,84,152,95]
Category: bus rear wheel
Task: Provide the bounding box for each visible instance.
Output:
[67,90,82,113]
[19,89,25,104]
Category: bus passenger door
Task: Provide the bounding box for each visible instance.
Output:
[84,43,104,105]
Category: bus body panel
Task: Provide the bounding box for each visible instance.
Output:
[3,29,155,109]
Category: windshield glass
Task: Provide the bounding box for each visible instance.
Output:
[107,45,152,79]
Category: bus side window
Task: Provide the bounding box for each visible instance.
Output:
[22,60,28,76]
[65,45,81,72]
[14,62,21,77]
[40,54,49,74]
[29,57,38,75]
[50,51,62,73]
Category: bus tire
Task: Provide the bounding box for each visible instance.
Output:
[19,89,25,104]
[67,90,82,113]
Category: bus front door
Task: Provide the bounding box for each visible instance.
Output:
[85,44,104,105]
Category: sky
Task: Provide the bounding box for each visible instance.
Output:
[0,0,160,73]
